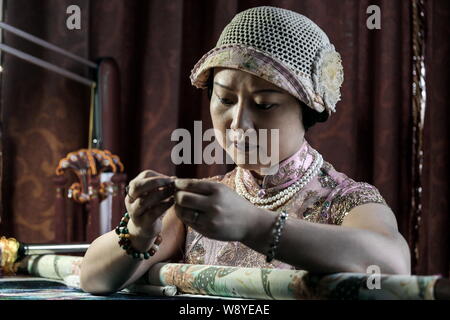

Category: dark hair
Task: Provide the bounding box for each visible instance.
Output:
[298,100,329,131]
[206,71,328,131]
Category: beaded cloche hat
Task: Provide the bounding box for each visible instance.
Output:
[190,6,344,116]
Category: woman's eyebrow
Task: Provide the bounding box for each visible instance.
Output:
[213,81,283,94]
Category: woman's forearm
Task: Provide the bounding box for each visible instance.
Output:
[241,208,408,274]
[80,229,158,294]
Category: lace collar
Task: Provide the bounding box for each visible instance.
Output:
[239,139,318,197]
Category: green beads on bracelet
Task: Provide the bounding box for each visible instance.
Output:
[116,212,162,260]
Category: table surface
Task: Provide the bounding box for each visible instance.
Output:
[0,276,244,300]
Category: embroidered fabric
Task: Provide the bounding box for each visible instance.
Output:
[181,140,388,270]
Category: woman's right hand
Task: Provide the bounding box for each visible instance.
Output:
[125,170,176,243]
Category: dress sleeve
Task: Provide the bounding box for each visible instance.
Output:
[328,180,388,225]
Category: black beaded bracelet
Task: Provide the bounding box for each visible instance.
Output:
[115,212,162,260]
[266,210,289,263]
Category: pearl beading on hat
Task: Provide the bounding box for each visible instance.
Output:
[235,150,323,210]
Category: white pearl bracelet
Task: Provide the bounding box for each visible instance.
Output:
[266,210,289,263]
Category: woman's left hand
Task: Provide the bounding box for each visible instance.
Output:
[173,178,259,242]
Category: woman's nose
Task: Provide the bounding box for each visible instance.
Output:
[229,103,254,131]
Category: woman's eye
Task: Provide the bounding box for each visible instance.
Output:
[218,98,234,106]
[256,103,277,110]
[216,95,276,110]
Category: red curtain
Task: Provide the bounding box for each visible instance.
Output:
[0,0,448,276]
[420,0,449,277]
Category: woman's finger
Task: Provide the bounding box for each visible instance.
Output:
[137,169,159,179]
[132,186,175,216]
[148,197,175,217]
[174,190,210,212]
[174,179,218,195]
[128,177,175,202]
[174,204,202,226]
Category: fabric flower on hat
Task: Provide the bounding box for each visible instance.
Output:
[312,44,344,113]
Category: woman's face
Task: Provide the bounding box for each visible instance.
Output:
[210,67,305,174]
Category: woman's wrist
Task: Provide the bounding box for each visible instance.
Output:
[126,219,160,252]
[241,208,290,263]
[241,207,277,246]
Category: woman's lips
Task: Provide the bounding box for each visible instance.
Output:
[233,141,258,152]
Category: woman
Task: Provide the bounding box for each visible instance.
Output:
[80,6,411,295]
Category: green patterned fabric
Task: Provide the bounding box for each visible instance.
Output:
[149,263,440,300]
[14,255,441,300]
[18,254,83,281]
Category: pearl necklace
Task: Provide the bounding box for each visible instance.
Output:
[235,151,323,210]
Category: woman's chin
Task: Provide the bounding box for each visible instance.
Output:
[235,162,261,171]
[224,144,279,174]
[227,145,259,166]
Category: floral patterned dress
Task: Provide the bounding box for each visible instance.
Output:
[182,139,388,270]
